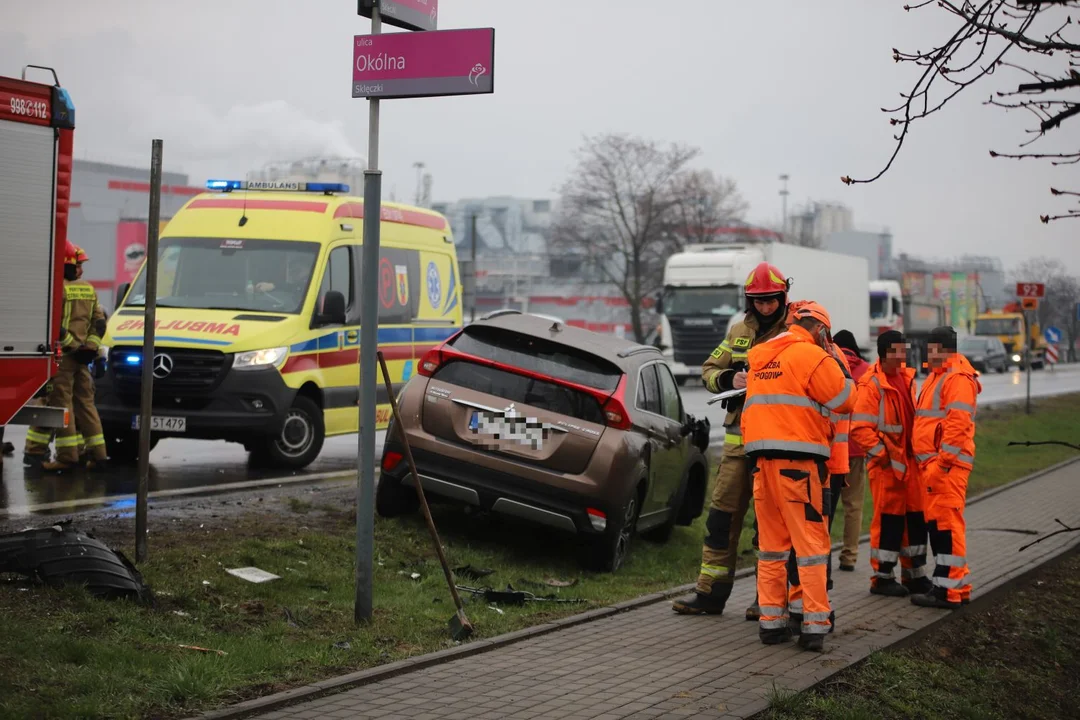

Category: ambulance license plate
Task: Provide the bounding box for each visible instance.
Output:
[131,415,187,432]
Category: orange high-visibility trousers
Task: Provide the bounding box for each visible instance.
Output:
[923,462,971,603]
[754,457,832,637]
[901,458,929,586]
[868,457,928,588]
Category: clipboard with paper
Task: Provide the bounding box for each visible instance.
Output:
[707,388,746,406]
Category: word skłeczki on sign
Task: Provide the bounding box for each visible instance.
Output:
[352,28,495,100]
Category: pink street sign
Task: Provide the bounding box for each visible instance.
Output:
[352,28,495,100]
[358,0,438,33]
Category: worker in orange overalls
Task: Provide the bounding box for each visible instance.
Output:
[911,326,981,609]
[781,303,853,633]
[743,302,855,651]
[849,330,932,596]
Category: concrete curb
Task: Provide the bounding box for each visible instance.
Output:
[190,455,1080,720]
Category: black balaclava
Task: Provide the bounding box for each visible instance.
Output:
[749,293,786,331]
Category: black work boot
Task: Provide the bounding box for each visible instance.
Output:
[904,577,933,596]
[911,587,961,610]
[788,612,803,636]
[871,579,910,597]
[23,452,47,468]
[745,590,760,621]
[798,633,825,652]
[672,582,732,615]
[760,626,793,645]
[1,441,14,456]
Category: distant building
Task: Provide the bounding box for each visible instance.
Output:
[69,160,201,311]
[892,253,1008,331]
[786,201,854,246]
[251,156,368,194]
[823,229,894,280]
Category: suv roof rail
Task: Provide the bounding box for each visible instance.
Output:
[617,345,662,359]
[481,309,522,321]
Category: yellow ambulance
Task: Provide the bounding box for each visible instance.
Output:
[95,179,463,469]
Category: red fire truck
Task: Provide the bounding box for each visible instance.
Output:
[0,66,77,431]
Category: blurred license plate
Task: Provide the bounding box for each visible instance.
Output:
[132,415,187,432]
[469,410,544,449]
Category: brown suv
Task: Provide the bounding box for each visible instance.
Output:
[377,311,710,571]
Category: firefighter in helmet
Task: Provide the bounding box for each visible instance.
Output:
[672,262,791,617]
[24,241,109,472]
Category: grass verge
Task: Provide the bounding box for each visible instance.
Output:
[0,393,1076,719]
[0,491,705,718]
[758,546,1080,720]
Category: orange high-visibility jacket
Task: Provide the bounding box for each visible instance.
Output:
[913,354,982,470]
[826,344,853,476]
[850,361,917,479]
[741,325,857,459]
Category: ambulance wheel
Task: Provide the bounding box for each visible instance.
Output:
[104,429,159,465]
[253,395,324,470]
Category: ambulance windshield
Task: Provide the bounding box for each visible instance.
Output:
[124,237,321,314]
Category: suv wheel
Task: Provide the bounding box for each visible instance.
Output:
[375,473,420,517]
[250,395,324,470]
[578,488,642,573]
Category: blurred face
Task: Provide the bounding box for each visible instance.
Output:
[76,262,85,279]
[928,342,952,369]
[882,342,907,373]
[753,297,780,317]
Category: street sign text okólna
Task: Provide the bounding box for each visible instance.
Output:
[352,28,495,100]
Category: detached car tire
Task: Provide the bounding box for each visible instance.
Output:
[578,487,642,573]
[250,395,325,470]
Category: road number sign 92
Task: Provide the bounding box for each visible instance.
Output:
[10,96,48,120]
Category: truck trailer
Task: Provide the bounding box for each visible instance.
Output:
[655,243,870,384]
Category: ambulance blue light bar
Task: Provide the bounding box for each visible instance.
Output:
[205,179,350,193]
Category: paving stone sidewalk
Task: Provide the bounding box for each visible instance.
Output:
[232,459,1080,720]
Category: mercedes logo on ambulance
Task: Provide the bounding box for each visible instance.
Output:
[152,353,174,379]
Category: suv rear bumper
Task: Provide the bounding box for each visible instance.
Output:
[381,442,606,535]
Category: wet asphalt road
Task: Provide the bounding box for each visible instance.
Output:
[2,363,1078,518]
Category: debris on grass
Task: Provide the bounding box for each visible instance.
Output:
[226,567,281,583]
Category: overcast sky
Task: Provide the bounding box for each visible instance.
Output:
[3,1,1077,274]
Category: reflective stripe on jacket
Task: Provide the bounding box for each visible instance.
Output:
[740,325,857,459]
[60,280,105,349]
[913,354,981,470]
[850,361,916,479]
[702,312,786,434]
[826,344,853,475]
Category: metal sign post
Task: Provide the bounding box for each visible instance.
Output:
[352,0,493,624]
[355,4,383,625]
[136,138,163,563]
[1025,308,1034,415]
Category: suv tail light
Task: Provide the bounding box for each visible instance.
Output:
[600,376,632,430]
[586,507,607,532]
[417,347,443,377]
[382,450,404,471]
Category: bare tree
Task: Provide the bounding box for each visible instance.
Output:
[668,169,749,245]
[1011,256,1080,359]
[841,1,1080,222]
[551,133,700,342]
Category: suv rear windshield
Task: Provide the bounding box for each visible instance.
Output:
[449,325,623,391]
[432,361,606,426]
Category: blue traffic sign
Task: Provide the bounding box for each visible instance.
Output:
[1045,326,1062,344]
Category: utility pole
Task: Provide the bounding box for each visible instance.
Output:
[779,174,789,239]
[470,211,478,322]
[413,161,425,206]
